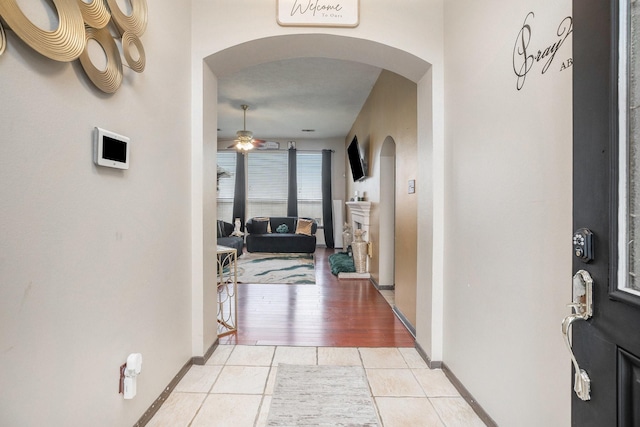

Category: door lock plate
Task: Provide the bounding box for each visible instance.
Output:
[562,269,594,401]
[573,228,594,263]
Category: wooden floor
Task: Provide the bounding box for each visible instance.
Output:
[219,247,415,347]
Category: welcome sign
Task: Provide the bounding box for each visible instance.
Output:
[277,0,359,27]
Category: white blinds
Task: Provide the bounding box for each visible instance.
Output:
[216,150,324,225]
[296,152,323,225]
[247,151,288,218]
[216,152,236,222]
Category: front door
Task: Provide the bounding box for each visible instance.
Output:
[573,0,640,425]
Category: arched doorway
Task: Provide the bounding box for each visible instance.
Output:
[192,33,442,362]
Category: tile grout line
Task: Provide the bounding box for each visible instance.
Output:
[255,344,280,427]
[186,345,235,426]
[406,360,466,427]
[255,349,279,427]
[358,347,386,427]
[191,345,237,425]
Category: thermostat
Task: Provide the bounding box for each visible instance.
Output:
[94,127,130,170]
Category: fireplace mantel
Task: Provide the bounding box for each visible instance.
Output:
[341,201,372,279]
[346,201,371,239]
[345,201,371,217]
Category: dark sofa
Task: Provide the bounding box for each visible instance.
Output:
[245,217,317,253]
[216,220,243,256]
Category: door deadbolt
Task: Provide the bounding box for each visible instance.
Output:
[573,228,594,263]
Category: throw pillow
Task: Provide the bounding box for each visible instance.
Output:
[295,218,314,236]
[216,220,226,238]
[253,217,272,234]
[276,223,289,233]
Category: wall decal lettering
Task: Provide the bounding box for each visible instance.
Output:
[513,12,572,90]
[560,58,573,71]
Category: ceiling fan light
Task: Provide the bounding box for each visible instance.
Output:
[235,139,254,151]
[236,130,253,140]
[233,105,256,151]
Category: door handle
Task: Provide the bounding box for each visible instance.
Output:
[561,270,593,401]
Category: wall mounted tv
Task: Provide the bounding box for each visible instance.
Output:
[347,135,367,182]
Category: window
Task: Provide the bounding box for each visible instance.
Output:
[620,0,640,297]
[297,152,323,226]
[218,150,325,226]
[216,152,236,222]
[246,151,288,218]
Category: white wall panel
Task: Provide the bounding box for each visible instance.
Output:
[0,2,193,425]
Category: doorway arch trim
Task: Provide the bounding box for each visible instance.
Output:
[192,33,443,364]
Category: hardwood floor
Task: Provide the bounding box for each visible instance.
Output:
[219,247,415,347]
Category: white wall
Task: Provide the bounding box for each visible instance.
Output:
[443,1,572,425]
[0,2,193,426]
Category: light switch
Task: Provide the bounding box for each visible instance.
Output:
[408,180,415,194]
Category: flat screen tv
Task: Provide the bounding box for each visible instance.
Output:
[347,136,366,182]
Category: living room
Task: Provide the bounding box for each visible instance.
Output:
[215,61,419,331]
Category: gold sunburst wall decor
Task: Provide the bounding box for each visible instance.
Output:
[105,0,147,36]
[0,0,86,62]
[0,21,6,56]
[122,31,146,73]
[77,0,111,30]
[79,26,123,94]
[0,0,148,93]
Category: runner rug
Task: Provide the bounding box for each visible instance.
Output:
[266,364,379,426]
[236,253,316,284]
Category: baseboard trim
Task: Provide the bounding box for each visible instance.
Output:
[133,339,219,427]
[192,339,218,366]
[369,276,395,291]
[441,362,498,427]
[413,343,496,425]
[414,341,442,369]
[391,305,416,338]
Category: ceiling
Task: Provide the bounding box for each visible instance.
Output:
[216,57,382,143]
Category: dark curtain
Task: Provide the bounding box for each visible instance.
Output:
[322,149,334,248]
[232,151,246,230]
[287,147,298,216]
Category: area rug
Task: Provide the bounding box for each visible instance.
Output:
[267,364,379,426]
[328,252,356,275]
[236,253,316,284]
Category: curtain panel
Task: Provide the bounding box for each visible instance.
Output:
[232,151,246,230]
[322,149,334,248]
[287,147,298,216]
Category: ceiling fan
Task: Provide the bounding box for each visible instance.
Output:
[226,104,279,151]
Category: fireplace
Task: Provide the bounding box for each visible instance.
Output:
[340,201,372,279]
[346,201,371,238]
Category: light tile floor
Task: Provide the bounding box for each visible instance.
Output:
[147,345,486,427]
